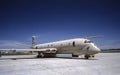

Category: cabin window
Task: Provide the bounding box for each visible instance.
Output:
[73,41,75,47]
[51,44,53,46]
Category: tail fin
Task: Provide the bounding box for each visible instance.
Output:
[32,36,36,46]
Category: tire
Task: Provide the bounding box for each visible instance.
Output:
[72,54,78,57]
[37,52,56,58]
[85,55,90,59]
[37,52,44,58]
[0,51,1,57]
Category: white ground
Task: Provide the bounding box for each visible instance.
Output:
[0,53,120,75]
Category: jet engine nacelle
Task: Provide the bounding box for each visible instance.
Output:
[44,48,57,53]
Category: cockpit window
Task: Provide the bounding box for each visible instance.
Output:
[84,40,93,43]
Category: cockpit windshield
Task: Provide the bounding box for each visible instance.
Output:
[84,40,93,43]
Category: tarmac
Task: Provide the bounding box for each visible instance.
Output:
[0,53,120,75]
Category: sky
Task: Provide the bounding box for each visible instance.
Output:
[0,0,120,49]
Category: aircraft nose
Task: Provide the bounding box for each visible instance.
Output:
[88,46,101,54]
[94,47,101,53]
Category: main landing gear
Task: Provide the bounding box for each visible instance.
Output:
[0,51,1,57]
[72,54,79,57]
[37,52,56,58]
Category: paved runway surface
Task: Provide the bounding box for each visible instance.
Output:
[0,53,120,75]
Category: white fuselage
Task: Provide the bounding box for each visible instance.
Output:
[33,38,101,56]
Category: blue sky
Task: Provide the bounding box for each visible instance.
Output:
[0,0,120,49]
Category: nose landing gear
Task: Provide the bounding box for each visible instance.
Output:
[84,54,95,59]
[84,55,90,59]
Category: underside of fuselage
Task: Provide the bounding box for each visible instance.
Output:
[56,47,86,55]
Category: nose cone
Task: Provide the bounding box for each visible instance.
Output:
[93,47,101,54]
[89,46,101,54]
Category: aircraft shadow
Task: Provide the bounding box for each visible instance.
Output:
[0,56,98,60]
[55,57,98,60]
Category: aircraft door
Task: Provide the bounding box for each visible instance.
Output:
[73,41,75,47]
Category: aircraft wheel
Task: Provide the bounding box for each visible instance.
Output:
[0,51,1,57]
[40,52,44,58]
[72,54,78,57]
[37,52,44,58]
[44,53,56,58]
[85,55,90,59]
[37,54,41,58]
[37,52,56,58]
[92,55,95,58]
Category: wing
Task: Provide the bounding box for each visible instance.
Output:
[32,48,57,53]
[0,48,57,53]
